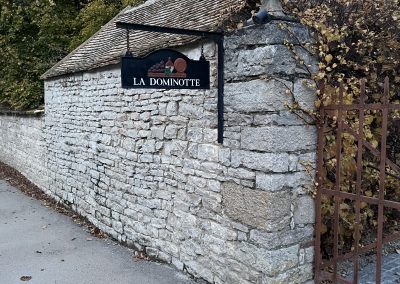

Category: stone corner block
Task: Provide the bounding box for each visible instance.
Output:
[241,126,317,152]
[256,172,311,192]
[294,195,316,225]
[225,79,292,113]
[221,182,291,231]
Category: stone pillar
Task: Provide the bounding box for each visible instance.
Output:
[222,17,318,283]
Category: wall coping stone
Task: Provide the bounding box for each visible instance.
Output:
[0,109,44,117]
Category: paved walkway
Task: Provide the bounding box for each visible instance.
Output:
[345,251,400,283]
[356,254,400,284]
[0,180,195,284]
[346,253,400,284]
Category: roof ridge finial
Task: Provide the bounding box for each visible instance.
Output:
[260,0,285,17]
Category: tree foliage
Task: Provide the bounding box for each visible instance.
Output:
[282,0,400,255]
[0,0,77,109]
[0,0,142,110]
[69,0,143,51]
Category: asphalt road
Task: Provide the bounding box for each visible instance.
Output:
[0,180,195,284]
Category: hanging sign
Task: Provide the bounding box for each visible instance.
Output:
[121,49,210,89]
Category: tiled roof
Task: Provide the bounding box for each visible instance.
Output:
[41,0,245,79]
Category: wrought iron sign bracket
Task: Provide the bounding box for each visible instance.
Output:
[116,22,225,144]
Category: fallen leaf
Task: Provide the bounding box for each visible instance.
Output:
[133,251,150,261]
[20,276,32,281]
[325,54,333,63]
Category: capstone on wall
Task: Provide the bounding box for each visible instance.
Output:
[0,21,317,284]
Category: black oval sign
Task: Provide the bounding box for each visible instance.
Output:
[121,49,210,90]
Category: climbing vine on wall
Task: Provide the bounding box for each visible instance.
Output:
[282,0,400,254]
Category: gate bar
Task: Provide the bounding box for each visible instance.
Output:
[321,188,400,210]
[341,124,400,174]
[353,79,366,283]
[115,22,225,144]
[376,77,390,283]
[332,83,345,283]
[320,231,400,268]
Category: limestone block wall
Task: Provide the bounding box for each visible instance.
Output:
[0,21,318,284]
[0,114,47,189]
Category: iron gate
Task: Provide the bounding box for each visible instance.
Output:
[315,77,400,283]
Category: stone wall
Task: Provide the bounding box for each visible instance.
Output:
[0,114,47,189]
[0,21,317,284]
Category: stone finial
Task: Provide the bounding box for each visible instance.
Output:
[260,0,285,16]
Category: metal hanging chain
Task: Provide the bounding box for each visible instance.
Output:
[200,43,206,61]
[126,29,132,56]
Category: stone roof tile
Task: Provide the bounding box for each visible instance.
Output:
[41,0,245,79]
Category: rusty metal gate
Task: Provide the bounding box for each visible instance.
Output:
[315,77,400,283]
